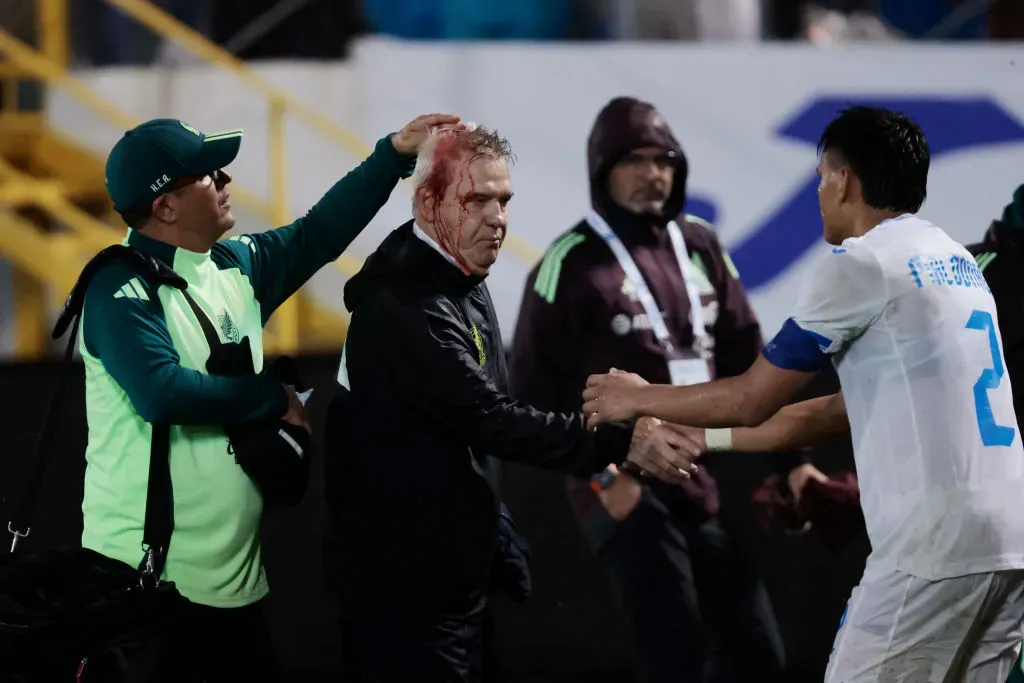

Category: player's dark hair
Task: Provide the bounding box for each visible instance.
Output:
[119,202,152,230]
[817,106,929,213]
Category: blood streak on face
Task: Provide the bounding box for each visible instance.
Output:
[418,132,476,274]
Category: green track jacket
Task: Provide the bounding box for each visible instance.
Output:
[79,136,413,607]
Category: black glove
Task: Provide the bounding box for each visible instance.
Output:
[490,503,532,603]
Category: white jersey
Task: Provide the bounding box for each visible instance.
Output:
[782,214,1024,580]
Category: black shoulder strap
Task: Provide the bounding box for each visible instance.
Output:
[179,290,221,349]
[5,309,83,553]
[139,422,173,583]
[138,273,226,579]
[6,246,186,583]
[51,245,186,339]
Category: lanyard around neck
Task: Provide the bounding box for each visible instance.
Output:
[586,212,709,357]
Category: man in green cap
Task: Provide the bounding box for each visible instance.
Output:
[82,112,459,680]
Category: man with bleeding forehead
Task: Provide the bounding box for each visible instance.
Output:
[324,124,701,681]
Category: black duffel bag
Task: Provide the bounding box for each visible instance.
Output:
[227,356,312,507]
[0,246,197,682]
[176,291,312,508]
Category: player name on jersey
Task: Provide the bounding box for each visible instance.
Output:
[908,253,990,292]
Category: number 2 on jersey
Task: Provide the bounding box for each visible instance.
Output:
[966,309,1016,447]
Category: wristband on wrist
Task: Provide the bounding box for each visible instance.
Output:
[590,465,618,492]
[705,428,733,452]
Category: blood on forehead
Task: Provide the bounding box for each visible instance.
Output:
[418,132,478,274]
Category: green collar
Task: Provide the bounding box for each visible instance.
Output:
[126,228,213,281]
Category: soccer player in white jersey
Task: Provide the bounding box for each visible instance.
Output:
[581,106,1024,681]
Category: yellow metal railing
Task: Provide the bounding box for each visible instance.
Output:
[0,165,351,355]
[0,30,275,225]
[99,0,372,355]
[2,0,543,356]
[0,213,84,300]
[0,63,24,116]
[0,5,51,359]
[38,0,69,68]
[0,155,122,252]
[0,29,312,355]
[0,40,351,355]
[0,213,72,359]
[105,0,370,155]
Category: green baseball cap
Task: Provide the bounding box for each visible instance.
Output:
[105,118,243,212]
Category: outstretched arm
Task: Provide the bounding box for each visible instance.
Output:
[220,114,460,324]
[661,392,849,508]
[666,392,849,453]
[729,392,849,452]
[584,353,818,430]
[583,242,887,431]
[355,293,697,483]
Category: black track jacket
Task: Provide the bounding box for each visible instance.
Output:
[323,220,634,615]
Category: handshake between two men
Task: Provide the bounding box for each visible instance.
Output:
[595,369,708,488]
[583,366,858,540]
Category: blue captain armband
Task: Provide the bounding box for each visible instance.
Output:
[762,318,832,372]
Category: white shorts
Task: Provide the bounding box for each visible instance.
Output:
[825,569,1024,683]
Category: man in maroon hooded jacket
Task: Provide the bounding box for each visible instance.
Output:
[510,97,787,682]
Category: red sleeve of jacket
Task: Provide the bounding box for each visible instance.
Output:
[509,234,589,414]
[685,217,764,379]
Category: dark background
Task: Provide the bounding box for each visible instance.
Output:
[0,353,867,682]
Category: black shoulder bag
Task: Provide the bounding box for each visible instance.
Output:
[175,289,312,508]
[0,245,196,683]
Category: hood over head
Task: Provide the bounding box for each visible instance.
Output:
[587,97,689,226]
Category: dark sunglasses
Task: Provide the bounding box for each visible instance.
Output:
[169,169,225,192]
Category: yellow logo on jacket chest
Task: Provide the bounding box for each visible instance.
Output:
[469,325,486,366]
